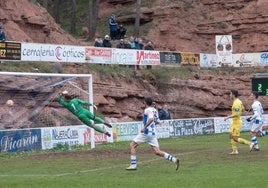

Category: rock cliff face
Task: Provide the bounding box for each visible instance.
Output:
[103,0,268,53]
[0,0,267,124]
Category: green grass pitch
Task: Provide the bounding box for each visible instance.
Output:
[0,132,268,188]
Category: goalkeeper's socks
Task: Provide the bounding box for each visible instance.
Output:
[164,152,177,163]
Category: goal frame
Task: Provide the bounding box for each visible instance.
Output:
[0,71,96,149]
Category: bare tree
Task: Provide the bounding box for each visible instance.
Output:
[53,0,60,23]
[71,0,77,34]
[88,0,100,40]
[134,0,141,37]
[42,0,49,9]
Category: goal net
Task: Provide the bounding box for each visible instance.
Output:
[0,72,94,136]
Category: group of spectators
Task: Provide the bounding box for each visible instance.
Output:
[94,14,155,52]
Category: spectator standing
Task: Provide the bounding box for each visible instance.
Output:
[108,14,118,40]
[117,24,127,39]
[128,36,135,49]
[103,35,112,48]
[159,105,171,120]
[123,38,131,49]
[116,39,125,48]
[144,41,154,69]
[94,36,103,47]
[0,25,6,42]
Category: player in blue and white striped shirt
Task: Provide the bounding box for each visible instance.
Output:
[247,91,265,151]
[126,97,179,171]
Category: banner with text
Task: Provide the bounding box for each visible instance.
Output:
[170,118,215,137]
[180,52,200,66]
[159,51,181,64]
[200,53,219,68]
[85,47,112,64]
[259,52,268,66]
[216,35,232,66]
[112,48,137,65]
[0,42,21,60]
[232,53,259,67]
[136,50,161,65]
[21,43,85,63]
[0,128,41,153]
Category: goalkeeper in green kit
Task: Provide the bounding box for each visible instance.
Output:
[57,90,112,137]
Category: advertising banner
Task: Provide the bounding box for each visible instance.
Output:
[170,118,214,137]
[113,122,142,142]
[0,129,42,153]
[180,52,200,66]
[21,43,85,63]
[156,120,170,139]
[215,35,232,66]
[85,47,112,64]
[112,48,137,65]
[232,53,259,67]
[0,42,21,60]
[136,50,160,65]
[159,51,181,64]
[200,53,219,67]
[41,126,84,149]
[259,52,268,66]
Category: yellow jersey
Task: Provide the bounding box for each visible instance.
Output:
[231,98,245,122]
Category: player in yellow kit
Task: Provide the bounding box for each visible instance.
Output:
[224,89,254,155]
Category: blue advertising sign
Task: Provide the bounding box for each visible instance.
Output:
[0,129,42,153]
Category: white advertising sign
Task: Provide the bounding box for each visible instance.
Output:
[21,43,85,63]
[200,53,219,68]
[85,47,112,64]
[137,50,160,65]
[215,35,232,66]
[112,48,137,65]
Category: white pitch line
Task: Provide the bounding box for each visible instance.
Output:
[0,150,200,178]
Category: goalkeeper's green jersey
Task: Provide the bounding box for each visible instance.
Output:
[57,96,92,116]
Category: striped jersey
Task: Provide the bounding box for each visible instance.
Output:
[143,106,159,136]
[251,100,264,122]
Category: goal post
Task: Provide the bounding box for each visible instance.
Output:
[0,71,96,149]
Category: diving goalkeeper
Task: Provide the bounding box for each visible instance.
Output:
[57,90,112,137]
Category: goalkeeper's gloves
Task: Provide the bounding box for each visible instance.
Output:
[246,117,252,122]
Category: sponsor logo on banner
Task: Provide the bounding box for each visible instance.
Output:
[181,52,200,66]
[170,118,214,137]
[112,48,136,65]
[216,35,232,66]
[114,122,142,142]
[48,126,81,148]
[159,51,181,64]
[0,42,21,60]
[85,47,112,64]
[200,54,219,67]
[0,129,41,152]
[137,50,160,65]
[260,52,268,66]
[21,43,85,63]
[232,53,258,67]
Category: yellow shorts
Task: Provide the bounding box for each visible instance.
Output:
[229,121,242,137]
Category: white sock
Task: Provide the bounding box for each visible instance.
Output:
[130,155,137,167]
[164,152,177,163]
